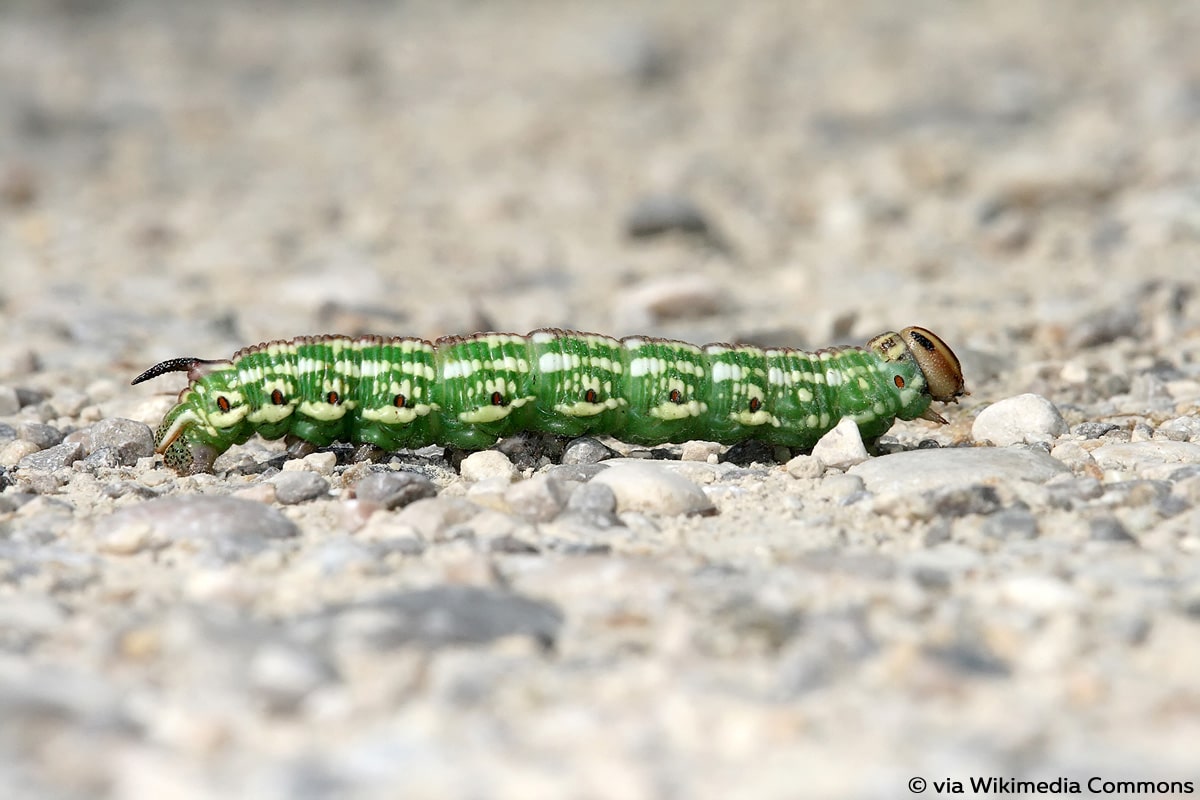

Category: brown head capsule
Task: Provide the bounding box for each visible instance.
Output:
[901,326,967,402]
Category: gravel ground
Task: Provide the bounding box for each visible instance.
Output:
[3,1,1200,798]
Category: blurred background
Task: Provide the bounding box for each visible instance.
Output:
[1,0,1199,392]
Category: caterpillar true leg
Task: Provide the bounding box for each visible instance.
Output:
[132,326,966,475]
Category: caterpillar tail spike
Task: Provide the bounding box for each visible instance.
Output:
[132,326,967,475]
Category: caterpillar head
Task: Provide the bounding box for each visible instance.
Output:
[133,356,237,474]
[867,326,967,423]
[151,399,222,475]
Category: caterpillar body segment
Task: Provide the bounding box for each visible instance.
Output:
[132,326,966,474]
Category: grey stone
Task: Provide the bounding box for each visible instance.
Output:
[270,470,330,504]
[17,441,82,471]
[1091,441,1200,474]
[353,470,438,510]
[328,586,563,649]
[927,485,1003,517]
[81,418,154,465]
[504,474,569,522]
[546,463,610,482]
[561,437,617,465]
[93,496,298,562]
[981,508,1039,539]
[16,422,63,450]
[567,482,618,518]
[80,446,123,472]
[849,447,1071,495]
[1089,516,1136,543]
[624,194,712,239]
[1074,421,1120,439]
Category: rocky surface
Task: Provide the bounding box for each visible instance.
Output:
[3,1,1200,798]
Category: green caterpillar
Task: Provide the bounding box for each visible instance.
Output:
[132,326,966,474]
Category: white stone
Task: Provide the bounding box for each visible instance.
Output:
[785,453,826,479]
[459,450,517,483]
[811,417,869,470]
[971,393,1068,446]
[590,462,714,516]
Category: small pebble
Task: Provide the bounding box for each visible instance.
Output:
[561,437,617,465]
[1074,421,1119,439]
[353,471,438,511]
[566,482,620,527]
[459,450,517,483]
[981,508,1039,540]
[972,393,1068,446]
[504,474,569,522]
[1089,516,1136,543]
[680,441,721,462]
[82,418,155,465]
[270,471,330,505]
[624,195,713,239]
[17,422,64,450]
[785,453,825,479]
[811,417,869,470]
[1,440,41,466]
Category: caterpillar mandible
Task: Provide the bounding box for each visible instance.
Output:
[131,326,967,475]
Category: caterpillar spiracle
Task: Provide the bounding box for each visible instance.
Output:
[131,326,967,475]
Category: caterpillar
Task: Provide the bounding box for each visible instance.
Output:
[131,326,966,475]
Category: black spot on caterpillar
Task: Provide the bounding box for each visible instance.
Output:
[132,326,966,474]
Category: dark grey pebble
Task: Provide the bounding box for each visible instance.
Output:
[353,470,437,510]
[561,437,617,465]
[1167,465,1200,483]
[485,534,540,554]
[270,471,331,505]
[17,422,63,450]
[1089,516,1137,543]
[924,641,1010,677]
[15,387,48,408]
[981,508,1039,540]
[93,496,299,562]
[624,194,712,239]
[928,485,1003,517]
[81,418,154,465]
[1073,421,1120,439]
[17,441,82,471]
[720,438,789,466]
[327,586,563,650]
[0,422,16,443]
